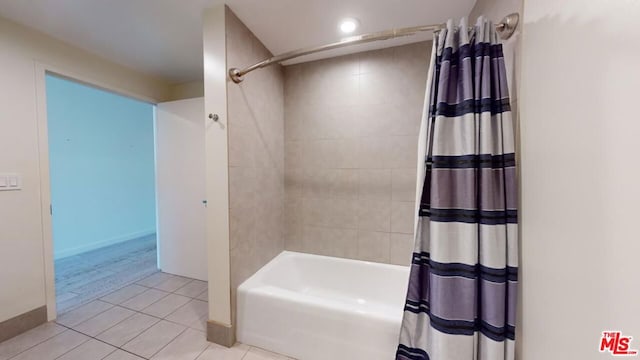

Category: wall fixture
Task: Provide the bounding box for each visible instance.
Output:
[339,18,359,34]
[229,13,520,84]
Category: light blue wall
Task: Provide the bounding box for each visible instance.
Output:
[46,74,156,259]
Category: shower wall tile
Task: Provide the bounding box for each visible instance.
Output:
[392,169,418,202]
[284,168,304,197]
[391,201,415,234]
[228,167,256,212]
[358,47,395,75]
[229,207,253,252]
[358,169,392,200]
[359,72,396,107]
[305,139,358,169]
[284,105,308,140]
[356,136,393,169]
[330,169,359,199]
[284,140,304,169]
[302,226,358,259]
[389,136,419,168]
[303,169,358,199]
[357,199,391,232]
[302,169,332,198]
[357,231,391,263]
[284,195,303,225]
[389,233,415,266]
[228,112,257,168]
[225,7,285,328]
[302,197,358,229]
[356,103,401,137]
[284,42,430,266]
[284,222,303,252]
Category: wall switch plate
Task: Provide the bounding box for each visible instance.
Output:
[0,173,22,191]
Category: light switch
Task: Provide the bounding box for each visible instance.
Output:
[0,173,21,191]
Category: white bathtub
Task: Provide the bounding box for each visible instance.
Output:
[237,251,410,360]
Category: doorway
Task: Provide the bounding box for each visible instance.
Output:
[45,74,159,314]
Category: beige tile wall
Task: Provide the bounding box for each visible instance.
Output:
[225,8,285,324]
[283,42,431,266]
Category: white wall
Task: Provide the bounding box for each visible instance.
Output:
[0,15,172,323]
[203,5,232,327]
[520,0,640,358]
[169,81,205,101]
[156,97,207,281]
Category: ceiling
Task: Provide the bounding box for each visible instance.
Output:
[0,0,476,84]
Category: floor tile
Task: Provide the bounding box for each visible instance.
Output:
[10,330,89,360]
[55,339,116,360]
[100,285,148,305]
[136,273,175,288]
[0,322,66,360]
[56,300,114,327]
[54,234,158,315]
[165,300,208,330]
[0,238,302,360]
[103,350,145,360]
[96,313,159,347]
[153,277,193,292]
[120,289,169,311]
[195,290,208,302]
[150,328,208,360]
[121,320,186,359]
[174,281,207,298]
[195,343,249,360]
[73,306,136,336]
[244,347,293,360]
[140,293,191,318]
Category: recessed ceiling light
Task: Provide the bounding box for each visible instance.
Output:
[339,18,359,34]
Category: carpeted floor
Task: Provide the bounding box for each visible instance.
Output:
[55,234,159,314]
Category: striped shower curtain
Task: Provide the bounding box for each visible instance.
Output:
[396,17,518,360]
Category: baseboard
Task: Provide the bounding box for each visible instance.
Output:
[0,306,47,343]
[54,229,156,259]
[207,320,235,347]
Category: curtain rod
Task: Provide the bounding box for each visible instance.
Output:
[228,13,519,83]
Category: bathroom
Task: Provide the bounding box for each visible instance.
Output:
[0,0,638,360]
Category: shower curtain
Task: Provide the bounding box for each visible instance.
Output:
[396,17,518,360]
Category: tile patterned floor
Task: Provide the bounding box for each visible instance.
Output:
[0,271,293,360]
[55,235,159,314]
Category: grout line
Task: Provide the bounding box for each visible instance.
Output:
[46,244,210,359]
[67,308,138,341]
[100,346,118,360]
[77,285,207,330]
[56,323,149,359]
[240,347,250,360]
[146,327,188,359]
[48,329,91,360]
[4,327,70,360]
[57,272,161,315]
[50,326,91,359]
[56,300,115,328]
[53,291,209,359]
[193,345,210,360]
[132,290,176,315]
[99,286,151,306]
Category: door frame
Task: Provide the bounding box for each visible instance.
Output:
[34,62,158,320]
